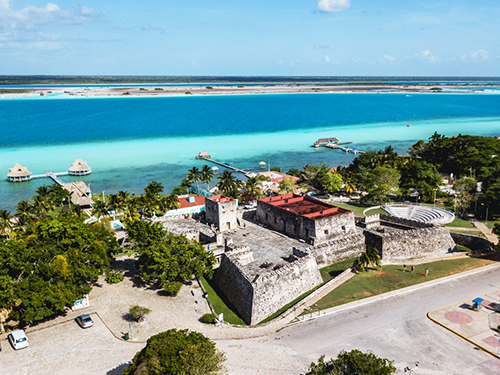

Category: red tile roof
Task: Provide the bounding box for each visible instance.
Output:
[207,195,234,203]
[178,195,206,209]
[259,194,351,220]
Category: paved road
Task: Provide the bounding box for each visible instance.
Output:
[219,266,500,375]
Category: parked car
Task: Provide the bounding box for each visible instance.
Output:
[75,314,94,329]
[8,329,29,350]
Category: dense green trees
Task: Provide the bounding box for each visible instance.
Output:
[306,350,396,375]
[0,215,119,325]
[126,220,215,285]
[363,166,401,204]
[122,329,226,375]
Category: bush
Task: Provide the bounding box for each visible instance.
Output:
[201,313,217,324]
[185,91,192,95]
[129,305,151,322]
[163,281,182,297]
[306,350,396,375]
[122,329,226,375]
[106,271,124,284]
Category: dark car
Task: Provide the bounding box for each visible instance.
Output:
[75,314,94,328]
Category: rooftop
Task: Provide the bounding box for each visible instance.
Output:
[207,195,234,203]
[178,195,205,209]
[259,194,351,220]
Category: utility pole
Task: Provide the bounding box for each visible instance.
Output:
[433,188,437,208]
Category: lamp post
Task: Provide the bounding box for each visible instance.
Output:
[102,190,106,204]
[433,188,437,208]
[454,193,457,213]
[485,201,490,225]
[474,193,480,221]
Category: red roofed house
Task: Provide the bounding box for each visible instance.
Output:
[165,194,206,217]
[256,194,355,245]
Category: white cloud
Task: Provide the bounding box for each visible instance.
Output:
[316,0,351,13]
[460,49,489,62]
[381,54,395,63]
[325,55,330,62]
[415,50,440,63]
[0,0,98,30]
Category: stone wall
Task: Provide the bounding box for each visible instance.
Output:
[297,232,366,267]
[256,199,355,245]
[212,254,254,324]
[365,226,458,261]
[212,253,322,325]
[450,232,494,251]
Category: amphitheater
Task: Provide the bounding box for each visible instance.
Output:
[382,203,455,224]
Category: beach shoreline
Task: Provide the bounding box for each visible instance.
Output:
[1,84,499,99]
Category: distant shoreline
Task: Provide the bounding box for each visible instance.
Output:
[1,84,499,99]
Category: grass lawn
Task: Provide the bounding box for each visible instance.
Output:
[483,219,499,231]
[320,258,354,282]
[445,216,475,228]
[331,202,387,217]
[449,229,485,238]
[306,254,499,314]
[200,276,246,325]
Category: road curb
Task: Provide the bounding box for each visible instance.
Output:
[427,289,500,359]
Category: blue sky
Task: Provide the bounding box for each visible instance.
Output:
[0,0,499,76]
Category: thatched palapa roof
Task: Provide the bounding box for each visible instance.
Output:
[7,163,32,177]
[62,181,93,206]
[68,158,91,172]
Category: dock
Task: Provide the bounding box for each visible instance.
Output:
[196,156,261,178]
[312,137,365,155]
[31,171,68,185]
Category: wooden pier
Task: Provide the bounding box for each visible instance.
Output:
[324,143,365,155]
[197,156,256,178]
[31,171,69,185]
[312,137,365,155]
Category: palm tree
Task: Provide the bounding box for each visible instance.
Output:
[245,177,262,200]
[107,194,121,220]
[200,165,214,192]
[16,200,33,219]
[0,210,13,238]
[216,171,238,196]
[123,195,141,222]
[187,167,202,193]
[92,200,108,222]
[343,178,356,195]
[117,190,130,208]
[143,181,164,196]
[353,246,381,272]
[158,194,181,215]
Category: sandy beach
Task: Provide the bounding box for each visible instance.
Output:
[2,83,498,99]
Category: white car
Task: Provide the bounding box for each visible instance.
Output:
[8,329,29,350]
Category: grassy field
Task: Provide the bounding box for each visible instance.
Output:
[200,276,246,325]
[445,216,475,228]
[331,202,387,217]
[306,254,499,313]
[449,229,485,238]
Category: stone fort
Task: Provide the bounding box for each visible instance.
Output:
[162,194,461,325]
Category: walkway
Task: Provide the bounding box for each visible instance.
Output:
[474,221,499,245]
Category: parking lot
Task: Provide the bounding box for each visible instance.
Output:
[0,313,144,375]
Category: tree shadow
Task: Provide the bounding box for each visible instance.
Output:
[121,313,137,322]
[106,363,131,375]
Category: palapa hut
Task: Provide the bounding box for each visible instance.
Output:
[68,158,91,176]
[7,163,32,182]
[62,181,93,208]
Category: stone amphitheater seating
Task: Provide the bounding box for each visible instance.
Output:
[384,204,454,224]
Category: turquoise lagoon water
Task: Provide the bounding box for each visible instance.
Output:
[1,92,500,212]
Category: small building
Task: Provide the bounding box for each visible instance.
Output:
[256,194,355,245]
[205,195,238,230]
[313,137,339,147]
[164,194,206,217]
[256,171,301,184]
[7,163,32,182]
[68,158,91,176]
[62,181,93,208]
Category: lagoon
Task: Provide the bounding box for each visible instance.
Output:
[1,92,500,212]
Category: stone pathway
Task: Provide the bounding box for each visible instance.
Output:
[428,290,500,358]
[474,221,499,245]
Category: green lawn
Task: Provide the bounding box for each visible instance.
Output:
[200,276,246,325]
[449,229,485,238]
[445,216,475,228]
[307,255,499,313]
[331,202,387,217]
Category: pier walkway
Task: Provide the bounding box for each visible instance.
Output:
[197,157,253,178]
[31,171,69,185]
[324,143,365,155]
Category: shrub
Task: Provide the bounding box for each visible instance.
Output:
[201,313,217,324]
[163,281,182,297]
[122,329,226,375]
[106,271,124,284]
[185,91,192,95]
[206,86,213,89]
[129,305,151,322]
[154,87,164,90]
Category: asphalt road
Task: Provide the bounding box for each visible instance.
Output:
[219,266,500,375]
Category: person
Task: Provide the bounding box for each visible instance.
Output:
[403,264,406,272]
[411,265,415,273]
[425,268,429,276]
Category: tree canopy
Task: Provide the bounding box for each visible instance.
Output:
[122,329,226,375]
[306,350,396,375]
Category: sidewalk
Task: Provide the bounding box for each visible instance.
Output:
[474,221,499,245]
[428,290,500,358]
